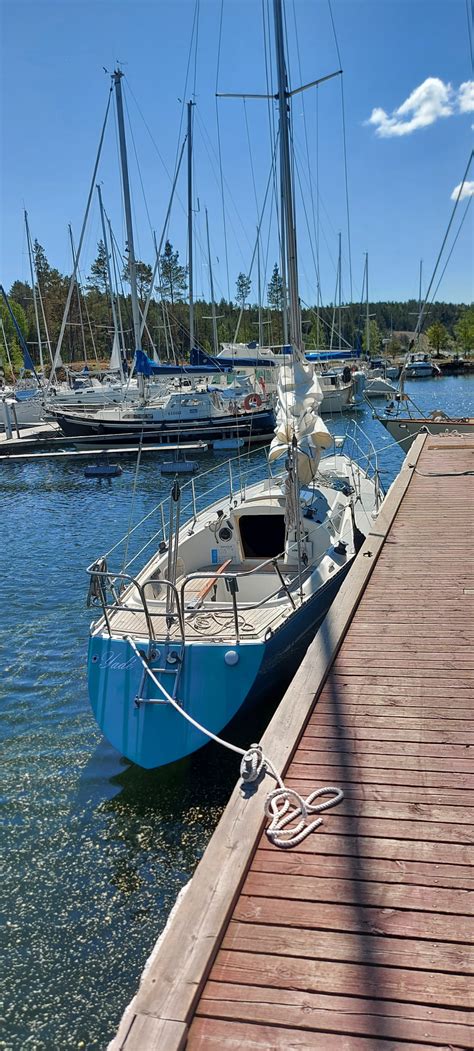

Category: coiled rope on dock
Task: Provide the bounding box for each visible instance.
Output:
[240,743,343,848]
[127,637,343,849]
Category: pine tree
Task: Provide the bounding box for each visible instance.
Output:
[88,240,109,294]
[122,255,153,301]
[33,240,51,284]
[159,240,187,305]
[235,272,251,308]
[267,263,283,310]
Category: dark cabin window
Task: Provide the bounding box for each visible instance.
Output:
[238,514,285,558]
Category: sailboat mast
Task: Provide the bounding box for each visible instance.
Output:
[273,0,301,356]
[205,208,219,355]
[24,211,44,373]
[417,258,423,346]
[338,231,342,352]
[187,100,194,353]
[365,252,370,357]
[97,185,124,381]
[68,224,88,368]
[109,218,127,361]
[257,227,264,348]
[112,70,141,358]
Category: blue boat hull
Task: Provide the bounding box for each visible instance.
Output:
[88,563,351,769]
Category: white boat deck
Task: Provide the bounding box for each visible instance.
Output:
[102,562,299,642]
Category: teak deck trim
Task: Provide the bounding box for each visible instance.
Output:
[110,434,430,1051]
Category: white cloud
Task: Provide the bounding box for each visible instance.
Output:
[458,81,474,113]
[451,180,474,201]
[366,77,474,138]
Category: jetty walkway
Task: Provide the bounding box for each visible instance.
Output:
[112,432,474,1050]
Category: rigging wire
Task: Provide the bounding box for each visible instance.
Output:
[192,0,200,99]
[243,99,260,217]
[260,0,279,330]
[123,90,154,242]
[125,80,175,185]
[194,106,253,258]
[215,0,231,300]
[427,197,472,306]
[292,134,337,273]
[467,0,473,72]
[315,86,321,342]
[48,84,113,385]
[327,0,353,302]
[263,0,284,314]
[291,0,321,309]
[174,0,200,171]
[415,149,473,337]
[233,140,280,342]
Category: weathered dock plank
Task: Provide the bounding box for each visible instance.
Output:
[110,433,474,1050]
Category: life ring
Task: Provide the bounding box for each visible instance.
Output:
[243,393,262,410]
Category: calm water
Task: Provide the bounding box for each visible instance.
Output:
[1,373,473,1050]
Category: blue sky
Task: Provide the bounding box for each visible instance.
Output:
[0,0,472,308]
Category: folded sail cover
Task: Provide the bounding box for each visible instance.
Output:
[269,359,332,484]
[134,349,159,376]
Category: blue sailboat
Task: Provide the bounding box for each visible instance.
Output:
[85,12,383,769]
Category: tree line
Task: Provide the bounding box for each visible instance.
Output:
[1,238,472,378]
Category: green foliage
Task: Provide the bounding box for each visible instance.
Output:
[385,335,402,355]
[159,241,187,305]
[0,299,28,378]
[267,263,283,310]
[88,240,109,293]
[122,257,153,301]
[28,240,69,351]
[426,321,449,356]
[3,243,472,367]
[235,272,251,308]
[33,239,50,283]
[362,319,382,356]
[454,307,474,354]
[313,315,328,348]
[9,280,32,316]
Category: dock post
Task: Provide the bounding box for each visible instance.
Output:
[10,401,21,439]
[2,399,13,440]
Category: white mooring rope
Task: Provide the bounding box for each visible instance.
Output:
[127,638,344,849]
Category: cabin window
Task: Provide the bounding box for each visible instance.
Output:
[238,514,285,559]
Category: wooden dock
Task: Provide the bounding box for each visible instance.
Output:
[111,432,474,1051]
[0,422,209,461]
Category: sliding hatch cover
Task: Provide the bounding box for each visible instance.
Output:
[238,514,285,559]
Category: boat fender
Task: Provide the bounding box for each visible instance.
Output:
[224,649,239,666]
[243,393,262,410]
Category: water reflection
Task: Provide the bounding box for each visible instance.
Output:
[2,374,472,1049]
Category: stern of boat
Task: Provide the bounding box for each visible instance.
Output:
[88,632,265,769]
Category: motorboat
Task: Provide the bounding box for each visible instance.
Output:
[404,351,441,378]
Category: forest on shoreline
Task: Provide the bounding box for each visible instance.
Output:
[1,238,473,377]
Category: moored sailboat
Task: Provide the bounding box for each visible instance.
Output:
[85,6,383,769]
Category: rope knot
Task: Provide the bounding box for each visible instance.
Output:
[240,744,265,784]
